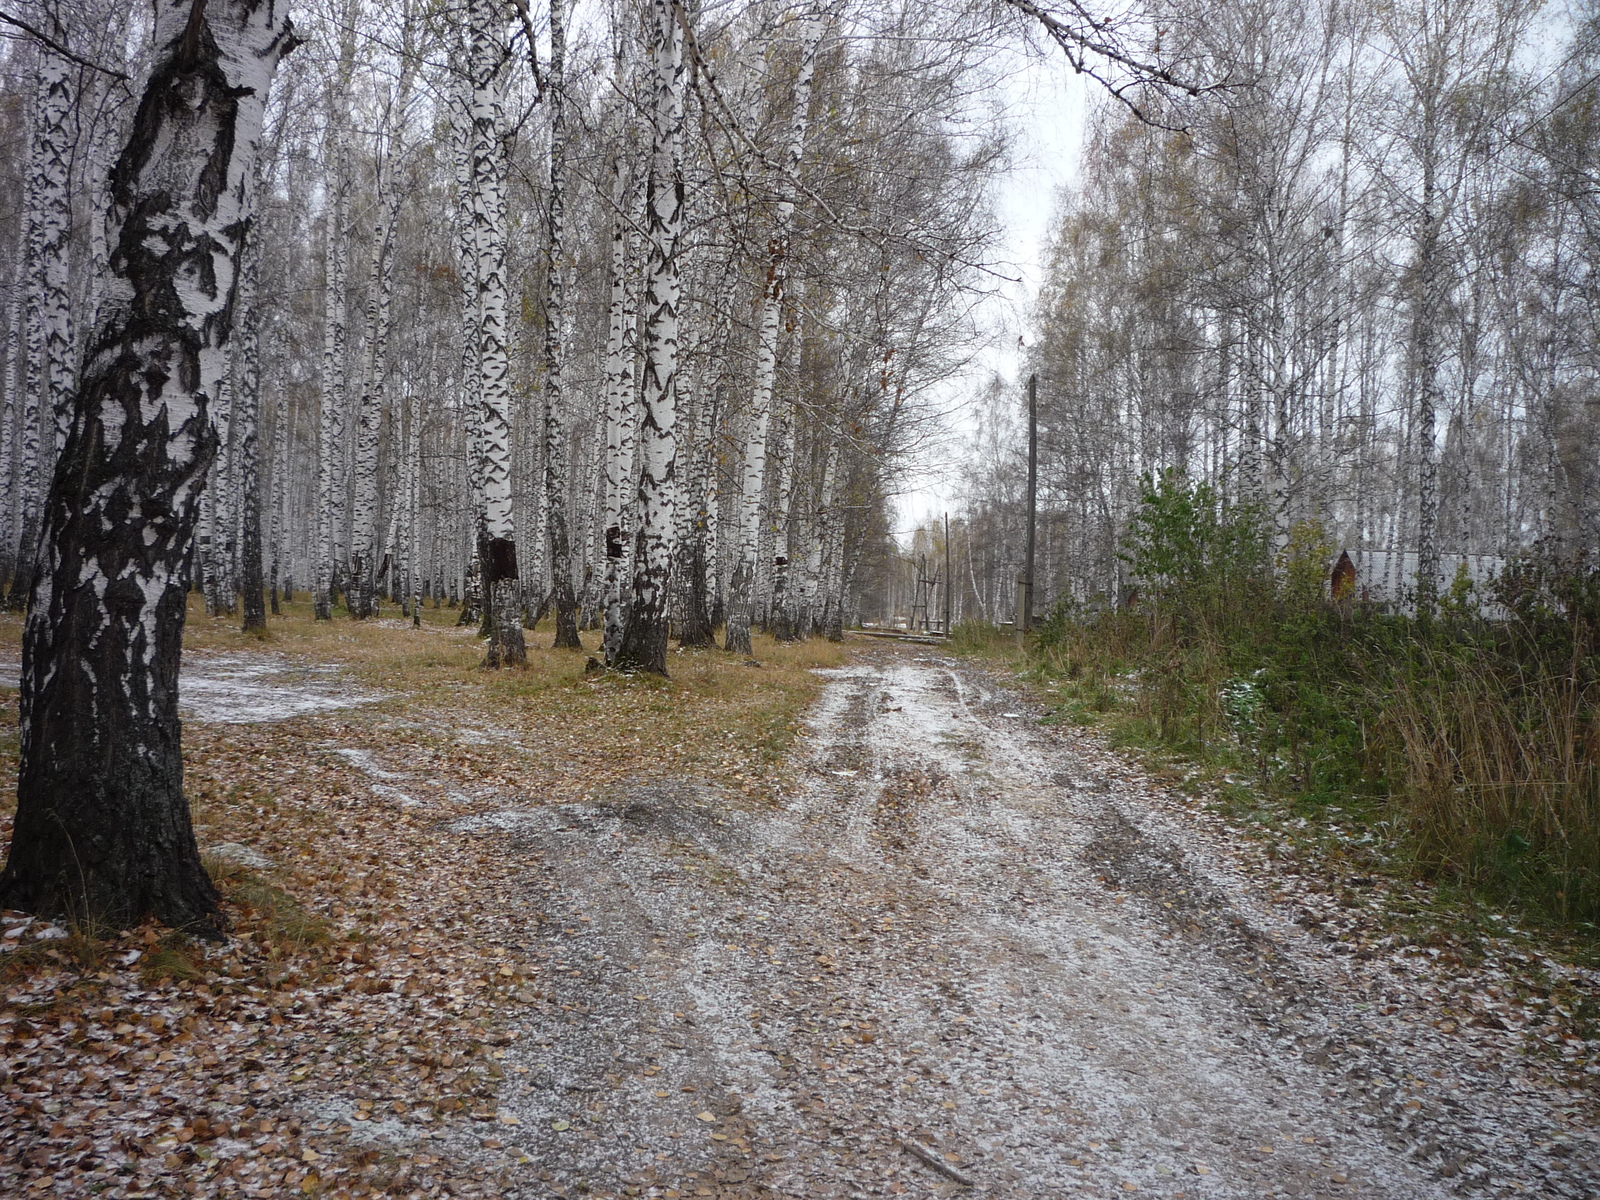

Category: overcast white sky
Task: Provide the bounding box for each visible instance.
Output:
[889,51,1089,543]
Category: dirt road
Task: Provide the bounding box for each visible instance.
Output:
[449,646,1597,1199]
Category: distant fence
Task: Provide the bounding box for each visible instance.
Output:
[1335,550,1509,618]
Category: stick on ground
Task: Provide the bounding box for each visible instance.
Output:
[899,1137,975,1186]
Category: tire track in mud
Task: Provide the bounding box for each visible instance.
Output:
[448,646,1595,1199]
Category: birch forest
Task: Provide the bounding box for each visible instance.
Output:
[944,0,1600,621]
[0,0,1022,677]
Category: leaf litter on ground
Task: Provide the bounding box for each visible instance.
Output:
[0,598,845,1200]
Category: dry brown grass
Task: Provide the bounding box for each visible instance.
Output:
[1374,649,1600,924]
[0,593,850,821]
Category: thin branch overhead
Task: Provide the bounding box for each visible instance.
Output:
[0,8,130,79]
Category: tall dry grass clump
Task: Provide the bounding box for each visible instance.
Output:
[1372,560,1600,923]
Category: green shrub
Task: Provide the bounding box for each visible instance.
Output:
[1027,474,1600,933]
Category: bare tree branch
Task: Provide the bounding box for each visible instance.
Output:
[1000,0,1218,127]
[0,8,130,80]
[509,0,546,103]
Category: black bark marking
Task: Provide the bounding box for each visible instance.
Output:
[0,0,294,935]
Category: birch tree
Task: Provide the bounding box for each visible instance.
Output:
[469,0,525,667]
[237,160,268,631]
[600,156,639,664]
[542,0,581,649]
[1376,0,1533,613]
[313,10,357,620]
[268,382,289,613]
[34,17,74,464]
[5,35,74,610]
[0,254,22,583]
[0,0,294,932]
[349,23,417,620]
[613,0,686,675]
[725,10,823,654]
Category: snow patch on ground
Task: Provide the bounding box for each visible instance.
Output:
[444,810,548,834]
[204,842,276,872]
[371,783,425,809]
[306,1096,434,1151]
[0,651,380,723]
[332,748,407,780]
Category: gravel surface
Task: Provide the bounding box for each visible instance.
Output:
[449,646,1598,1199]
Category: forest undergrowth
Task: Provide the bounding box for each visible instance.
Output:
[0,597,844,1200]
[961,472,1600,960]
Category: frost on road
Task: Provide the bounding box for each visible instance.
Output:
[456,647,1597,1199]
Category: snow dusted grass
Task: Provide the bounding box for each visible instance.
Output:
[0,595,850,1200]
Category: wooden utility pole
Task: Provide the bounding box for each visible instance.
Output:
[1023,373,1037,632]
[943,511,952,635]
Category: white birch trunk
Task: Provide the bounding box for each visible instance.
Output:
[1412,142,1441,614]
[268,383,288,613]
[823,457,850,640]
[577,419,603,629]
[6,44,73,609]
[6,73,41,610]
[351,170,403,618]
[204,340,236,615]
[313,30,355,620]
[81,75,121,336]
[614,0,685,674]
[0,267,21,579]
[407,378,423,627]
[469,0,525,666]
[601,161,640,663]
[678,342,720,647]
[766,395,796,638]
[36,44,74,465]
[350,39,415,619]
[451,60,486,628]
[0,0,293,930]
[542,0,581,649]
[799,440,839,637]
[236,156,268,631]
[725,12,822,653]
